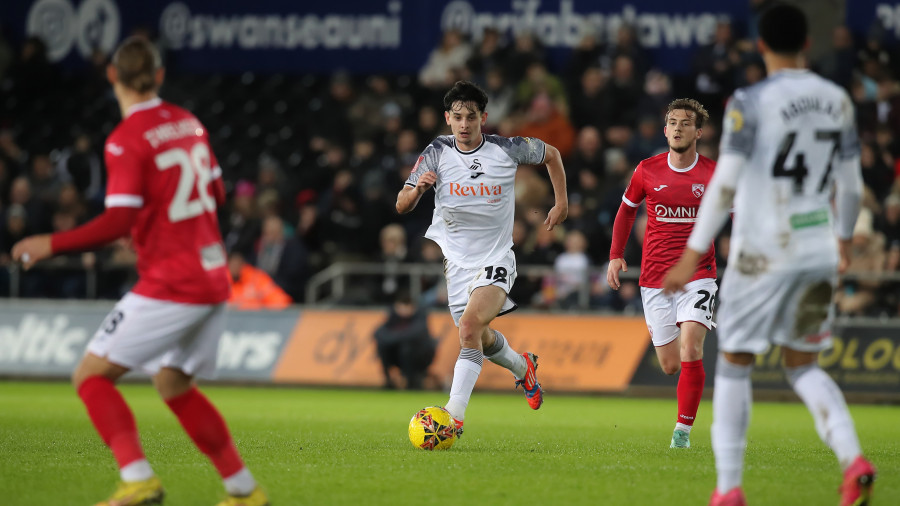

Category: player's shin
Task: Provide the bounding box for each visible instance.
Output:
[483,329,527,379]
[77,376,154,481]
[444,348,483,421]
[676,359,706,433]
[165,387,257,495]
[711,355,752,495]
[786,363,862,469]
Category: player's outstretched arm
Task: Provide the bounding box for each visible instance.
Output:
[12,207,139,270]
[542,144,568,230]
[396,171,436,214]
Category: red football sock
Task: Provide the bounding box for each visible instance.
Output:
[165,387,244,478]
[677,360,706,427]
[77,376,146,469]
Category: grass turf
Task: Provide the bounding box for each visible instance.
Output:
[0,381,896,505]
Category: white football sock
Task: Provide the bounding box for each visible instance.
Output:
[444,348,483,421]
[675,422,693,434]
[483,330,527,379]
[223,467,257,496]
[711,355,752,495]
[120,459,154,482]
[786,364,862,470]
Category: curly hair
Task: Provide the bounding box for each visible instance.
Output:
[665,98,710,128]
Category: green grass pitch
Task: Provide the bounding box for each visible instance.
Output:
[1,381,897,505]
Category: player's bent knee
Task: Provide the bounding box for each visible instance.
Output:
[660,361,681,376]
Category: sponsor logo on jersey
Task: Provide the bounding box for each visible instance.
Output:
[106,143,124,156]
[653,184,668,191]
[654,204,697,223]
[468,158,484,178]
[726,108,744,132]
[692,183,705,198]
[411,155,423,173]
[449,182,502,196]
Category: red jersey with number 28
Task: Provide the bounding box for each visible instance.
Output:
[104,98,229,304]
[622,152,717,288]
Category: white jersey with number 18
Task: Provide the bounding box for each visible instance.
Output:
[719,69,861,272]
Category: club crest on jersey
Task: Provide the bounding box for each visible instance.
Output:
[469,158,484,179]
[411,156,424,173]
[692,184,705,198]
[106,143,124,156]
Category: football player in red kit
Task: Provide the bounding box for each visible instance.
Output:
[12,37,268,506]
[606,98,717,449]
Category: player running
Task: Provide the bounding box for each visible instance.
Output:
[12,37,268,506]
[607,98,717,449]
[663,5,876,505]
[396,80,568,436]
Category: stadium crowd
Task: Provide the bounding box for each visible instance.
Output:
[0,15,899,316]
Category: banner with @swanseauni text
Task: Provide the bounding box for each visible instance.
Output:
[4,0,748,74]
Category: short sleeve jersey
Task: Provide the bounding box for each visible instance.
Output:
[104,98,230,304]
[622,152,717,288]
[719,69,860,271]
[405,134,546,269]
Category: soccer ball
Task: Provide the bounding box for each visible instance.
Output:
[408,406,458,450]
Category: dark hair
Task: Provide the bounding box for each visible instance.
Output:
[665,98,710,128]
[758,3,807,54]
[112,36,162,93]
[443,80,489,114]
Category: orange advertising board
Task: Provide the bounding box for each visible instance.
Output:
[273,310,649,392]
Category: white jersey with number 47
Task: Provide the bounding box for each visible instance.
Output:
[406,134,546,269]
[717,69,862,272]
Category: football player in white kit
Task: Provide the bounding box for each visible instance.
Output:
[663,5,876,506]
[397,81,568,437]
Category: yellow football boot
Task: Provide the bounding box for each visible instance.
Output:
[95,476,164,506]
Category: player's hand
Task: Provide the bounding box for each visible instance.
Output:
[544,204,568,231]
[416,171,437,194]
[11,234,53,270]
[838,239,852,275]
[606,258,627,290]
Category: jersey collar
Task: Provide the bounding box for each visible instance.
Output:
[454,134,485,154]
[667,152,698,173]
[126,97,163,117]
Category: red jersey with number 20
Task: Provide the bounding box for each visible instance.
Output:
[622,152,717,288]
[104,98,229,304]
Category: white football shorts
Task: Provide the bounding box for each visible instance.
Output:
[86,292,226,379]
[716,267,836,354]
[444,250,518,327]
[640,277,718,347]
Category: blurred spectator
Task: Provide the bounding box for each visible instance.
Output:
[836,208,885,316]
[318,169,364,258]
[516,62,568,116]
[861,143,895,202]
[638,70,674,119]
[1,204,30,260]
[8,176,44,232]
[551,230,590,308]
[8,36,58,103]
[627,116,668,162]
[693,20,739,118]
[504,31,545,83]
[373,290,437,390]
[602,25,650,80]
[0,27,12,82]
[514,93,575,159]
[569,65,609,130]
[256,215,307,302]
[308,72,355,150]
[222,180,261,259]
[567,126,606,190]
[227,250,291,310]
[56,132,103,206]
[348,75,412,140]
[419,29,472,90]
[377,223,409,300]
[815,26,857,90]
[606,55,642,128]
[467,27,508,82]
[483,68,515,130]
[566,32,602,84]
[29,153,63,211]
